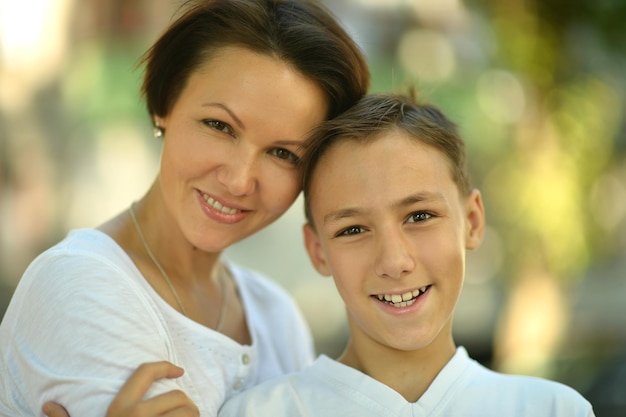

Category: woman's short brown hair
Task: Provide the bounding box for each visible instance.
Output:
[140,0,370,121]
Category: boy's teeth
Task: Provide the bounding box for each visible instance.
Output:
[377,286,430,307]
[399,299,416,307]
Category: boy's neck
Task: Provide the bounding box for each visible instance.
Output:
[337,325,456,403]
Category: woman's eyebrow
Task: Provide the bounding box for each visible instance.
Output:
[202,102,245,129]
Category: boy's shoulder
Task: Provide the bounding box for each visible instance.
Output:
[441,347,594,416]
[219,348,595,417]
[218,355,367,417]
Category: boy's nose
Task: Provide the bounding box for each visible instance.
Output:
[374,228,415,280]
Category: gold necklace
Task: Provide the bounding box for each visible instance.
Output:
[129,202,229,332]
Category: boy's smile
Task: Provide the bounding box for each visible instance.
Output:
[374,284,431,307]
[304,129,484,357]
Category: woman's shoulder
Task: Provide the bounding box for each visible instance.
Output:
[53,228,127,258]
[15,228,142,300]
[29,228,132,271]
[4,228,168,340]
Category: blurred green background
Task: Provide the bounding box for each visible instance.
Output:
[1,0,625,414]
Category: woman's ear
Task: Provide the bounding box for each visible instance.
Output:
[465,189,486,250]
[303,223,332,277]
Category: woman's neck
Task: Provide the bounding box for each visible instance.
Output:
[129,188,224,284]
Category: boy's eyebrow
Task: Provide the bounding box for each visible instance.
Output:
[322,191,445,225]
[323,208,361,225]
[398,191,446,207]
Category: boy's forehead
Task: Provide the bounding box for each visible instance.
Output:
[308,132,460,215]
[313,131,428,175]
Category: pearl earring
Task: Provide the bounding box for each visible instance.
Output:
[153,126,164,139]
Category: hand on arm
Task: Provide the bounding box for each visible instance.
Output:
[42,362,199,417]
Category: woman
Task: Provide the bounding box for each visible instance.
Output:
[0,0,369,416]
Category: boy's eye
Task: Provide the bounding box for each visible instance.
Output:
[407,212,432,223]
[271,148,300,165]
[337,226,366,237]
[203,119,233,135]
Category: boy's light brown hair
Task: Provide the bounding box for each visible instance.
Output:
[301,92,470,227]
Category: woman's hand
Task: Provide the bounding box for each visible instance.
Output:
[42,361,199,417]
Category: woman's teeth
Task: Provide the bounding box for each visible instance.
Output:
[203,194,241,214]
[376,286,429,307]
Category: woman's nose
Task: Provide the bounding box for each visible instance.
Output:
[217,150,258,196]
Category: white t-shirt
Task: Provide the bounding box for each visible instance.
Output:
[218,347,595,417]
[0,229,314,417]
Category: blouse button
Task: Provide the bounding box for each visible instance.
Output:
[241,353,250,365]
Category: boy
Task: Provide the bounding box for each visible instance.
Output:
[218,93,595,416]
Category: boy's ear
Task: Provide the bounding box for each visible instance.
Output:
[465,189,485,250]
[303,223,332,277]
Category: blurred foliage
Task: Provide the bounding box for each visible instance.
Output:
[478,0,625,283]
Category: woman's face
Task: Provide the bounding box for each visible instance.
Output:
[157,46,329,252]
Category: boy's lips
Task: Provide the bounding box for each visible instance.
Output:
[374,285,432,308]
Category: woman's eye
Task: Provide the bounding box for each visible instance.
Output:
[271,148,300,165]
[203,120,233,135]
[337,226,366,237]
[407,212,432,223]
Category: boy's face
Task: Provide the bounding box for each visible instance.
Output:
[303,131,485,353]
